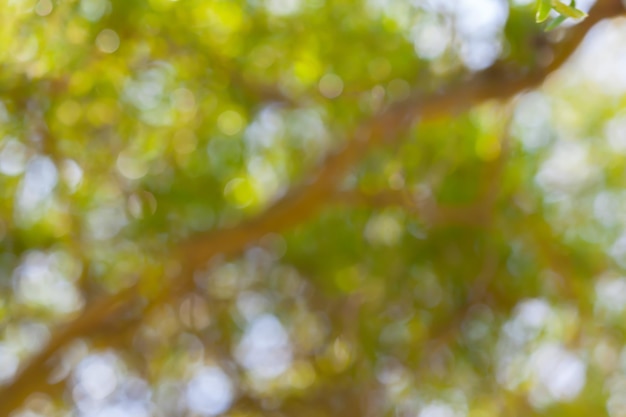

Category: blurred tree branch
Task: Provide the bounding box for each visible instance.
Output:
[1,0,624,414]
[0,287,136,415]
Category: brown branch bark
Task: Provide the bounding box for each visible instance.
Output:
[0,287,136,415]
[1,1,624,414]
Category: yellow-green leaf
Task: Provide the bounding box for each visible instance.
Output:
[536,0,552,22]
[545,14,567,30]
[552,1,587,19]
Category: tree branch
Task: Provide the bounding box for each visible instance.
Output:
[0,287,136,415]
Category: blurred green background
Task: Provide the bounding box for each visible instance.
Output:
[2,0,626,416]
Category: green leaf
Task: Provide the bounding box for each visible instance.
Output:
[545,14,567,30]
[552,0,587,19]
[535,0,552,22]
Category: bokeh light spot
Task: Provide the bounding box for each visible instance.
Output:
[0,138,28,176]
[57,100,82,126]
[73,354,119,403]
[0,344,19,383]
[224,177,256,208]
[266,0,302,16]
[117,151,149,180]
[35,0,53,16]
[186,367,234,416]
[218,110,245,136]
[80,0,109,21]
[319,74,344,99]
[364,212,403,246]
[236,314,293,379]
[96,29,120,53]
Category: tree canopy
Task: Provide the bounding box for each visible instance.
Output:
[1,0,626,416]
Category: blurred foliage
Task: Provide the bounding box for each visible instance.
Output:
[535,0,587,30]
[1,0,626,416]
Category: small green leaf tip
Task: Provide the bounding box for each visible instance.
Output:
[536,0,552,22]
